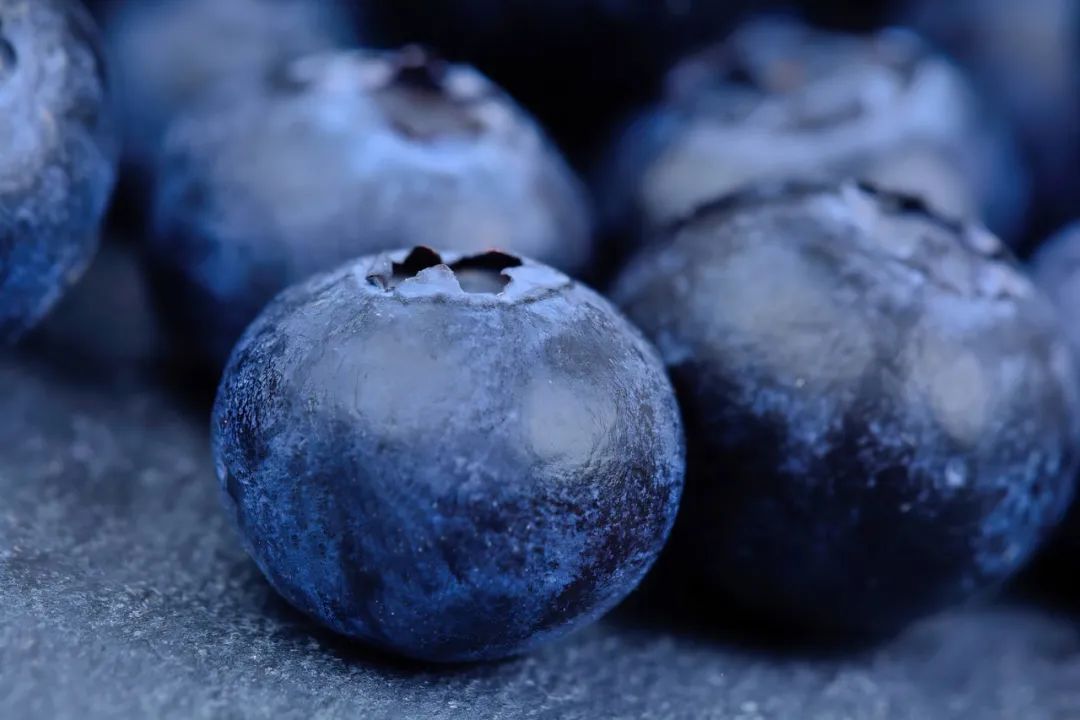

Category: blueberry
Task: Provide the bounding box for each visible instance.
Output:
[612,182,1079,635]
[103,0,356,174]
[150,47,594,369]
[787,0,894,30]
[901,0,1080,232]
[0,0,116,344]
[212,247,684,662]
[599,18,1028,252]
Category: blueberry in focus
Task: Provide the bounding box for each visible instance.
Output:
[612,182,1080,635]
[212,247,684,662]
[0,0,116,343]
[599,18,1028,252]
[151,47,594,370]
[102,0,356,175]
[901,0,1080,236]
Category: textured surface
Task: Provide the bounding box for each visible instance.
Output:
[5,320,1080,718]
[213,248,683,661]
[613,183,1080,634]
[0,0,116,342]
[3,234,1080,717]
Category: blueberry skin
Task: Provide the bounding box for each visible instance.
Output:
[150,48,594,370]
[212,248,685,662]
[612,182,1080,635]
[103,0,356,173]
[599,18,1029,251]
[0,0,116,344]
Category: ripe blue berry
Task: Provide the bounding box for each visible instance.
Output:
[613,182,1079,635]
[0,0,117,343]
[213,247,684,662]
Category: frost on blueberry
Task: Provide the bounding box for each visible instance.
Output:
[212,248,684,662]
[0,0,116,344]
[599,17,1028,252]
[613,182,1080,635]
[150,47,594,369]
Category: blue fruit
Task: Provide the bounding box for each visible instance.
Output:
[599,18,1029,252]
[150,47,594,369]
[612,182,1079,635]
[0,0,117,343]
[212,247,685,662]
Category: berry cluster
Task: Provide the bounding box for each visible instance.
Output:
[5,0,1080,664]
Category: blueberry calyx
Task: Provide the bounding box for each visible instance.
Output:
[389,45,449,93]
[369,246,523,295]
[374,47,485,140]
[363,247,567,302]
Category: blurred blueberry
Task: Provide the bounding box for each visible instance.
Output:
[150,47,594,369]
[213,246,685,662]
[0,0,117,343]
[599,18,1029,253]
[613,182,1079,635]
[102,0,356,176]
[902,0,1080,237]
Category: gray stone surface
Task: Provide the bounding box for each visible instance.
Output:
[4,247,1080,719]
